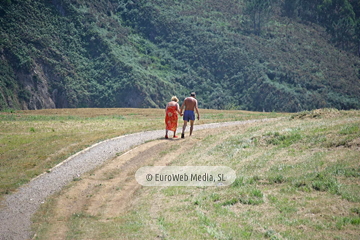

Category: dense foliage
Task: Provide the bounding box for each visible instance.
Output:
[0,0,359,111]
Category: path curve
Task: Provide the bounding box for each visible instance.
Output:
[0,118,277,240]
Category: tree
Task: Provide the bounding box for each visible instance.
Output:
[355,18,360,56]
[244,0,273,35]
[282,0,300,18]
[318,0,356,49]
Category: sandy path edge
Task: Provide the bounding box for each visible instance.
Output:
[0,118,277,240]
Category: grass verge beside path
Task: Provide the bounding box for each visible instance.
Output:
[0,108,282,199]
[33,108,360,239]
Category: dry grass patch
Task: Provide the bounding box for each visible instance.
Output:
[76,109,360,240]
[8,109,360,239]
[1,108,282,199]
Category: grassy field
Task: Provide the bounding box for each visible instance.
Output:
[29,108,360,239]
[0,108,281,199]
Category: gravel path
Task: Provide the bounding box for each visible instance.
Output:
[0,118,276,240]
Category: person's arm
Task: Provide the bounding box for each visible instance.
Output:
[180,99,186,115]
[165,103,169,113]
[176,103,181,115]
[195,99,200,120]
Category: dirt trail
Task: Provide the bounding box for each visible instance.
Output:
[36,124,245,239]
[0,118,277,240]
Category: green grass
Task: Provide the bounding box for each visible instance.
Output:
[0,108,283,199]
[62,108,360,240]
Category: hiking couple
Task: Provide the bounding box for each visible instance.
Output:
[165,92,200,139]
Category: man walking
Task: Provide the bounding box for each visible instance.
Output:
[180,92,200,138]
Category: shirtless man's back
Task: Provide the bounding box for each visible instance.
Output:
[180,92,200,138]
[183,97,197,111]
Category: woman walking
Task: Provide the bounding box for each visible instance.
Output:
[165,96,181,139]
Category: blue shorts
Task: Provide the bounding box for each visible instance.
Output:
[183,110,195,121]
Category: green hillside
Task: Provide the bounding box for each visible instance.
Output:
[1,0,360,111]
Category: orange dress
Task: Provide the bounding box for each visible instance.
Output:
[165,106,178,132]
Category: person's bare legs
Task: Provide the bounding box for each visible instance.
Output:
[165,129,169,139]
[182,121,188,138]
[189,120,194,136]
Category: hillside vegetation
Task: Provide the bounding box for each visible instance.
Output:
[1,0,360,111]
